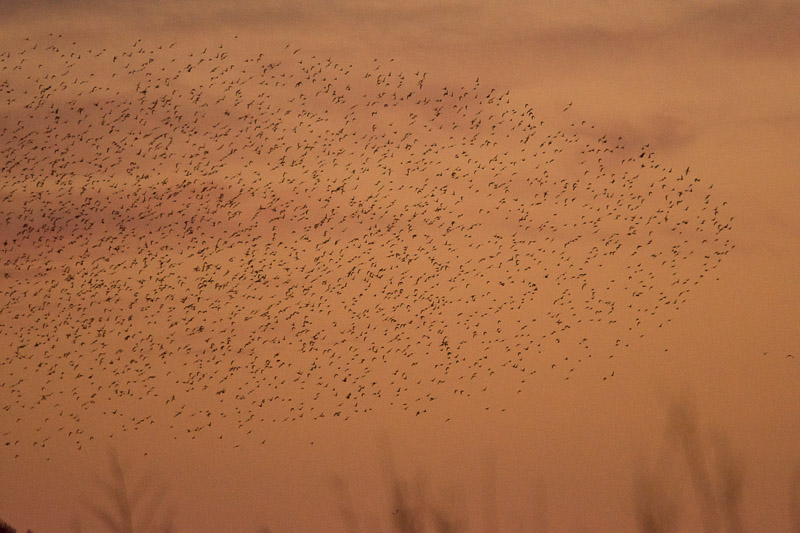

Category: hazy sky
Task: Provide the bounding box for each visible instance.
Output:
[1,1,798,532]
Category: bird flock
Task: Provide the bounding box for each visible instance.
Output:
[0,36,734,451]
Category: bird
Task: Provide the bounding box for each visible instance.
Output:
[0,36,735,450]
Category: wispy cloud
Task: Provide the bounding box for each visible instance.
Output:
[4,0,797,63]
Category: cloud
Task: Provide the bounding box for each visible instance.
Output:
[494,0,800,61]
[606,114,697,154]
[679,0,800,58]
[3,0,797,63]
[0,0,481,40]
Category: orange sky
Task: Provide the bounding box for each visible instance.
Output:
[1,2,799,532]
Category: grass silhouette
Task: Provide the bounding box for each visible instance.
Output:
[76,449,176,533]
[2,401,798,532]
[792,463,800,533]
[634,399,747,533]
[0,518,30,533]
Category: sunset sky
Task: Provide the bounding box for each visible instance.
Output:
[1,1,799,532]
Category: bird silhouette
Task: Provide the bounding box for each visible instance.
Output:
[0,36,734,451]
